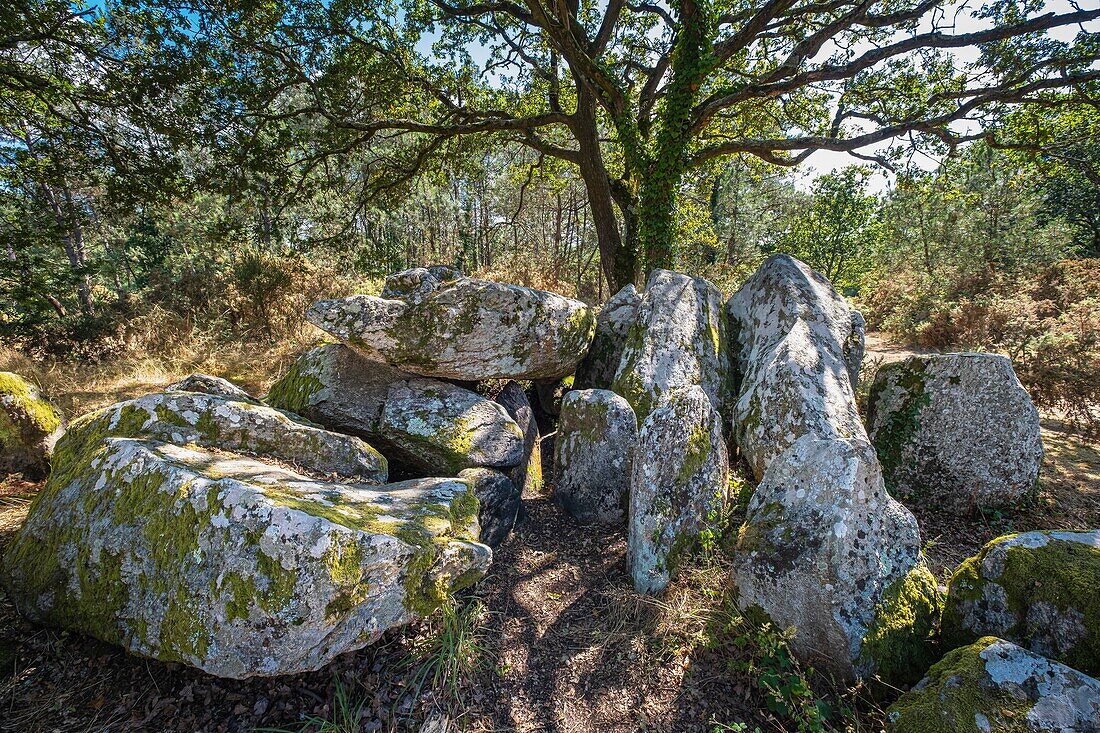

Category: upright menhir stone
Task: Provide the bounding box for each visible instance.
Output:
[629,386,728,594]
[726,253,866,480]
[554,389,637,524]
[611,270,731,422]
[866,353,1043,511]
[573,284,641,391]
[306,277,595,381]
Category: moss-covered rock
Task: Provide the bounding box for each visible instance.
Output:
[554,389,637,524]
[629,386,728,594]
[886,637,1100,733]
[494,381,542,496]
[380,265,462,302]
[732,437,940,684]
[610,270,731,423]
[306,276,595,381]
[866,354,1042,510]
[941,530,1100,676]
[458,467,520,548]
[0,371,64,478]
[725,254,866,481]
[0,431,490,678]
[574,284,641,391]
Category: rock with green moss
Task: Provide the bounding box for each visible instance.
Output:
[887,637,1100,733]
[0,432,490,678]
[726,255,866,481]
[611,270,731,423]
[0,372,64,478]
[554,389,637,524]
[458,467,520,548]
[494,382,542,496]
[574,284,641,391]
[733,436,940,683]
[940,530,1100,676]
[307,277,595,381]
[77,390,388,483]
[167,374,257,403]
[866,354,1042,510]
[629,386,729,594]
[266,345,525,476]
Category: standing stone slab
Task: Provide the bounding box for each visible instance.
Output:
[732,437,940,684]
[940,530,1100,676]
[459,468,520,548]
[306,278,595,381]
[629,386,728,594]
[887,637,1100,733]
[554,389,637,524]
[0,399,490,678]
[0,371,63,478]
[266,345,525,476]
[611,270,731,422]
[494,381,543,496]
[866,353,1043,510]
[726,254,866,481]
[574,284,641,391]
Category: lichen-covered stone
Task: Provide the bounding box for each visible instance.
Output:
[887,637,1100,733]
[76,390,388,484]
[307,277,595,381]
[554,389,637,524]
[0,371,63,478]
[574,284,641,391]
[866,354,1043,510]
[380,265,462,303]
[726,254,866,481]
[266,345,524,476]
[458,468,520,548]
[494,382,542,496]
[167,374,257,403]
[629,386,728,594]
[611,270,731,422]
[381,378,524,474]
[0,435,489,678]
[732,437,940,684]
[941,531,1100,676]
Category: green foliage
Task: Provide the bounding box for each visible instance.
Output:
[256,675,368,733]
[403,597,490,702]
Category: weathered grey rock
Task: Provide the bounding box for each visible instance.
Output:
[732,436,940,684]
[494,382,542,496]
[887,637,1100,733]
[459,468,520,548]
[307,278,595,381]
[554,390,636,524]
[941,530,1100,676]
[167,374,257,403]
[0,371,63,478]
[77,390,388,484]
[726,254,867,481]
[381,265,463,303]
[0,433,489,678]
[866,353,1043,510]
[611,270,731,422]
[574,284,641,391]
[629,386,728,594]
[266,345,525,476]
[381,378,525,474]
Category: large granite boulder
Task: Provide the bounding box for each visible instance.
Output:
[887,637,1100,733]
[0,395,490,678]
[941,530,1099,676]
[306,278,595,381]
[866,354,1043,510]
[494,381,542,496]
[167,373,257,403]
[732,437,940,684]
[265,345,525,476]
[726,254,866,480]
[459,467,520,548]
[554,389,637,524]
[611,270,731,422]
[574,284,641,391]
[0,371,63,478]
[629,386,728,594]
